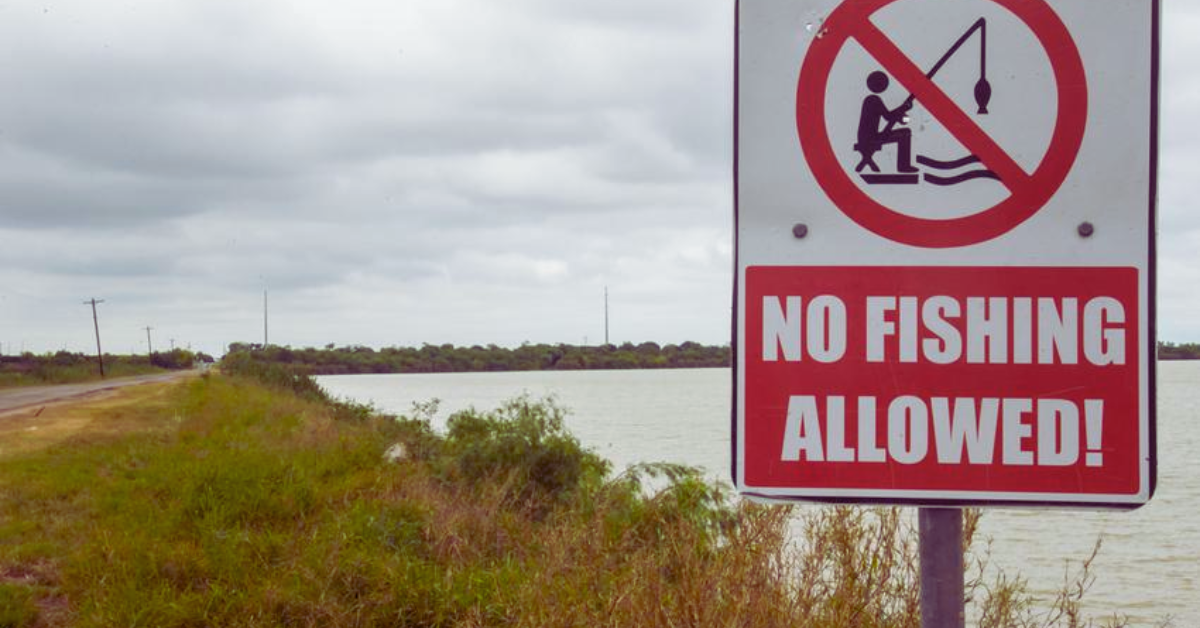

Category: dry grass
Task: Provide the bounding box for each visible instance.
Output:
[0,377,186,458]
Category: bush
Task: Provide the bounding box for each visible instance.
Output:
[435,395,610,512]
[219,350,328,402]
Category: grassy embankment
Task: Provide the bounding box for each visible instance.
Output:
[0,361,1126,627]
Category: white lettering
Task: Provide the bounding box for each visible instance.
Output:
[1012,297,1033,364]
[825,396,854,462]
[762,296,801,362]
[855,295,1124,366]
[866,297,895,363]
[781,396,823,461]
[1037,399,1080,466]
[1002,399,1034,465]
[775,395,1100,468]
[1038,297,1078,364]
[899,296,919,362]
[1083,297,1126,365]
[857,396,886,462]
[888,396,928,465]
[967,297,1008,364]
[807,296,847,363]
[921,296,962,364]
[931,397,998,464]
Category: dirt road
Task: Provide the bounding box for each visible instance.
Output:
[0,371,197,416]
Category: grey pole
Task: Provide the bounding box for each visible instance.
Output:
[604,286,609,346]
[84,298,106,378]
[919,507,965,628]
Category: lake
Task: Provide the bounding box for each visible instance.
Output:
[318,362,1199,625]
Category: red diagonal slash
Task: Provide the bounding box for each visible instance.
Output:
[851,19,1030,191]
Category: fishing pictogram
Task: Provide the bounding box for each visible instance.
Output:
[795,0,1088,248]
[855,18,1000,186]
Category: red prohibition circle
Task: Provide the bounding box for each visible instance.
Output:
[796,0,1087,248]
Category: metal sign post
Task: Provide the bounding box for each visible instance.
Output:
[918,508,964,627]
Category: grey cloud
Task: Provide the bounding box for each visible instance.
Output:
[3,0,1196,353]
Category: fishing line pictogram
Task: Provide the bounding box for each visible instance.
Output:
[796,0,1088,248]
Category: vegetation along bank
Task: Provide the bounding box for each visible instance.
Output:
[0,355,1135,626]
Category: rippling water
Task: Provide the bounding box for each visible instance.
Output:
[318,362,1199,625]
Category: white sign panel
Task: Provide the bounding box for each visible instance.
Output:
[734,0,1157,507]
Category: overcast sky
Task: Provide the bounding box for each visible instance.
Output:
[0,0,1194,358]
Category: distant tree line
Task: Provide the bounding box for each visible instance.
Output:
[0,348,214,387]
[224,341,732,374]
[223,340,1200,373]
[1158,342,1200,360]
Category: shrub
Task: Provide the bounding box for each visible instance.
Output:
[219,350,329,403]
[440,395,610,512]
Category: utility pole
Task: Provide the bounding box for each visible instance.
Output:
[83,298,106,378]
[604,286,609,346]
[263,289,269,347]
[169,338,176,351]
[144,326,154,356]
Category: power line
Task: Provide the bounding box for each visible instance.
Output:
[144,325,154,356]
[83,298,105,378]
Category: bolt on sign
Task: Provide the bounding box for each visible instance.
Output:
[733,0,1158,507]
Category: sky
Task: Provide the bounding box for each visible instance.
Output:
[0,0,1195,358]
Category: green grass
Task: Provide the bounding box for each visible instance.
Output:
[0,369,1136,627]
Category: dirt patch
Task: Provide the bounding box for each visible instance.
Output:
[1,561,57,587]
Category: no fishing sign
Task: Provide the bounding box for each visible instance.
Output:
[733,0,1158,507]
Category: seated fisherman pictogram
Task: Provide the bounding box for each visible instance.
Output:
[856,70,918,177]
[850,18,1002,187]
